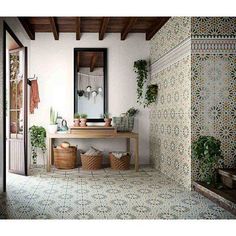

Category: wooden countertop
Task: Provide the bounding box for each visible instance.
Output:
[47,131,138,139]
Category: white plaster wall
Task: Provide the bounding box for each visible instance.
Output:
[29,33,150,164]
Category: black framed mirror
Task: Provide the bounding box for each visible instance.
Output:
[74,48,108,122]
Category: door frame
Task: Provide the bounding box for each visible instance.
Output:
[3,21,28,192]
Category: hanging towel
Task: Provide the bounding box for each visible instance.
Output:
[30,80,40,114]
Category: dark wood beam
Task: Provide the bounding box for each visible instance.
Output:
[76,17,81,40]
[121,17,137,40]
[146,17,170,40]
[49,17,59,40]
[99,17,110,40]
[90,54,97,72]
[18,17,35,40]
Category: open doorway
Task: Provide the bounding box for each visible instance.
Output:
[3,22,28,192]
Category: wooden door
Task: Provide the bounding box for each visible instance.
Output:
[8,47,28,175]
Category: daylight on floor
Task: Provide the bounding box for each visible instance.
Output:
[0,16,235,221]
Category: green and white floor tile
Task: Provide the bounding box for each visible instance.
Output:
[0,166,235,219]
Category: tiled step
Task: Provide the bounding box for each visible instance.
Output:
[193,181,236,216]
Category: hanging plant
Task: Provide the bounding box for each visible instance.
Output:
[29,125,47,165]
[133,60,148,104]
[144,84,158,107]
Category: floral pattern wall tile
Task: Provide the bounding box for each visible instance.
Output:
[192,17,236,37]
[191,53,236,181]
[150,55,192,190]
[150,17,191,64]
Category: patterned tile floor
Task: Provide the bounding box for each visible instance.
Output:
[0,166,235,219]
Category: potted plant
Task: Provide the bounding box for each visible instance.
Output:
[134,60,148,105]
[125,107,139,117]
[29,125,46,165]
[103,113,112,127]
[192,136,223,185]
[48,107,58,133]
[80,114,88,127]
[144,84,158,107]
[74,113,80,127]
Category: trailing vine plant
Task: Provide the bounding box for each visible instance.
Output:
[192,136,223,185]
[134,60,158,107]
[133,60,148,104]
[29,125,47,165]
[144,84,158,107]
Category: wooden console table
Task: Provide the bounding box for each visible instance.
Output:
[47,132,139,172]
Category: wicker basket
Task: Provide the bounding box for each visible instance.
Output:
[109,152,130,170]
[81,154,103,170]
[112,116,134,132]
[53,146,77,169]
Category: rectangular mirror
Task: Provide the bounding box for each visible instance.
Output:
[74,48,107,122]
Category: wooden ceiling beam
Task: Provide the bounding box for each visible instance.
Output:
[76,17,81,40]
[49,17,59,40]
[121,17,137,40]
[99,17,110,40]
[90,54,97,72]
[18,17,35,40]
[146,17,170,40]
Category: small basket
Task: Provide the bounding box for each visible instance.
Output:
[109,152,131,170]
[112,116,134,132]
[53,146,77,169]
[81,154,103,170]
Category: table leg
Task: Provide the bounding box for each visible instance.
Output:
[134,136,139,172]
[47,138,52,172]
[126,138,130,153]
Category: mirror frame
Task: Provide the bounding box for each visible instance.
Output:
[74,48,108,122]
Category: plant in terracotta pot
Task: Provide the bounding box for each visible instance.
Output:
[80,114,88,127]
[74,113,80,127]
[103,113,112,127]
[48,107,58,133]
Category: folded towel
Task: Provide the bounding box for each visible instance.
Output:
[112,152,128,159]
[84,146,101,156]
[30,80,40,114]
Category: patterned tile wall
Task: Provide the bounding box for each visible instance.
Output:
[150,56,192,189]
[191,17,236,38]
[0,19,4,192]
[150,17,191,63]
[150,17,192,190]
[191,17,236,181]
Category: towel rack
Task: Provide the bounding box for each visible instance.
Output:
[27,74,37,86]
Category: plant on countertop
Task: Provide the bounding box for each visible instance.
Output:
[103,112,111,119]
[80,114,88,119]
[80,114,88,127]
[144,84,158,107]
[74,113,80,119]
[134,60,148,104]
[192,136,223,185]
[74,113,80,127]
[125,107,139,117]
[50,107,58,125]
[29,125,46,165]
[103,112,112,127]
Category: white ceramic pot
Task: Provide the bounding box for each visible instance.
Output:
[48,124,58,134]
